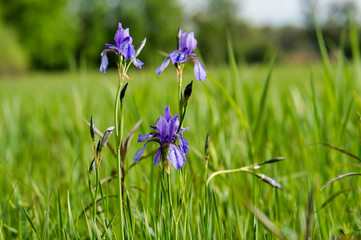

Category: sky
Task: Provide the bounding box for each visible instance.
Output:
[241,0,361,26]
[179,0,361,27]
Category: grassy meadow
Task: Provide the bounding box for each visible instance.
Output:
[1,51,361,239]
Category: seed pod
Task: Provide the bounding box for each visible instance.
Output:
[101,126,115,148]
[90,116,95,140]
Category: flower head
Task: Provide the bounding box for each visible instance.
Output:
[156,28,207,81]
[100,23,144,73]
[134,106,189,170]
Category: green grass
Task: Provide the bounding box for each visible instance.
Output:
[1,55,361,239]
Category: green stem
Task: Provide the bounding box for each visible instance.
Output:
[93,167,99,239]
[206,166,250,185]
[177,65,184,115]
[114,82,124,239]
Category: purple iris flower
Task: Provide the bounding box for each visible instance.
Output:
[134,106,189,170]
[156,28,207,81]
[100,23,144,73]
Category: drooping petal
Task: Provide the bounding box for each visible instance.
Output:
[119,41,136,60]
[134,142,149,163]
[168,114,180,137]
[137,133,155,143]
[100,51,109,73]
[150,125,157,130]
[167,144,186,170]
[105,43,118,50]
[132,58,144,69]
[153,147,162,167]
[170,50,187,64]
[178,135,189,154]
[164,105,171,121]
[156,56,171,76]
[185,32,197,54]
[193,59,207,81]
[156,116,168,142]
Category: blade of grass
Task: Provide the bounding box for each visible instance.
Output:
[42,186,53,239]
[81,200,93,238]
[67,191,77,239]
[21,205,41,240]
[207,74,248,129]
[312,143,361,163]
[253,56,275,135]
[321,172,361,190]
[0,180,19,219]
[244,200,286,240]
[226,31,240,103]
[321,188,352,208]
[212,191,223,238]
[57,191,64,240]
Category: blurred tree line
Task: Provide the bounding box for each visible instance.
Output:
[0,0,360,73]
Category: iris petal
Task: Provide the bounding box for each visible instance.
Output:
[119,42,136,60]
[133,58,144,69]
[178,135,189,154]
[153,147,162,167]
[164,105,171,121]
[105,44,118,50]
[137,133,155,143]
[156,56,171,76]
[134,142,149,163]
[167,144,186,170]
[193,59,207,81]
[168,114,179,137]
[100,51,109,73]
[114,23,125,46]
[156,116,168,142]
[185,32,197,54]
[179,127,189,133]
[170,50,187,64]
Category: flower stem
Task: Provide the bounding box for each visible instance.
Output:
[177,65,184,115]
[114,81,125,239]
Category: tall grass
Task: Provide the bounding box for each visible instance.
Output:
[1,22,361,238]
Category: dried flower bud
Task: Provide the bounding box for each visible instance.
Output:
[101,126,115,148]
[96,140,101,155]
[136,38,146,56]
[205,133,210,156]
[183,81,193,102]
[90,116,95,140]
[89,158,95,173]
[260,174,282,189]
[120,83,128,102]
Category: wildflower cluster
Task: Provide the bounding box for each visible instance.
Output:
[134,106,189,171]
[156,28,207,81]
[100,23,145,74]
